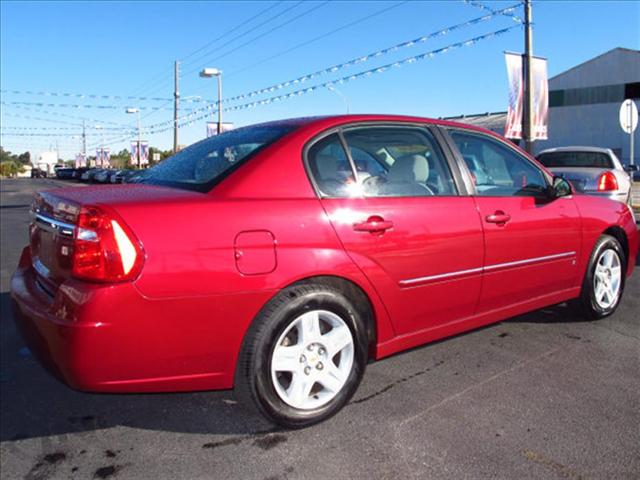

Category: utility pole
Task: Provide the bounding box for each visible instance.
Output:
[82,120,87,156]
[522,0,534,154]
[174,60,180,152]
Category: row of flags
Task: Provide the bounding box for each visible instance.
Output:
[130,141,150,166]
[73,142,149,168]
[74,150,109,168]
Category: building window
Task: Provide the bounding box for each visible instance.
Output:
[549,84,629,107]
[624,82,640,100]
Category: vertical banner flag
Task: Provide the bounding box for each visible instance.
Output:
[531,58,549,140]
[96,149,102,167]
[504,53,548,140]
[130,142,138,164]
[130,142,149,165]
[207,122,235,137]
[504,53,523,139]
[75,154,86,168]
[140,142,149,165]
[103,149,110,167]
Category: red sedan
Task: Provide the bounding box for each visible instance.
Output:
[11,115,638,427]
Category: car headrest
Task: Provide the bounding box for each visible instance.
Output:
[316,154,340,180]
[387,154,429,183]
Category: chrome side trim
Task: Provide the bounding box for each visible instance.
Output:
[399,266,484,286]
[31,212,75,237]
[399,251,576,287]
[483,251,576,272]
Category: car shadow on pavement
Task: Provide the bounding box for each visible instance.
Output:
[0,292,275,443]
[506,303,586,325]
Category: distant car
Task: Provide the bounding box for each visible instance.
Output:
[537,147,636,205]
[110,169,132,183]
[30,168,47,178]
[55,168,76,180]
[80,167,100,183]
[81,168,105,183]
[73,167,89,180]
[120,170,143,183]
[93,169,112,183]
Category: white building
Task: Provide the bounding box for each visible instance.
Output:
[32,151,59,174]
[446,48,640,165]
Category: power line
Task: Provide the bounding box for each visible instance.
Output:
[1,100,196,111]
[1,125,124,131]
[1,131,127,137]
[226,1,409,80]
[0,89,179,102]
[2,111,84,127]
[183,1,329,77]
[2,104,133,127]
[223,3,521,104]
[142,8,519,131]
[182,1,304,70]
[181,1,285,62]
[146,25,521,135]
[464,0,523,23]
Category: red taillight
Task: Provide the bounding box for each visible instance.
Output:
[71,206,144,282]
[597,171,618,191]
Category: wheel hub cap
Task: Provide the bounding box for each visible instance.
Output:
[270,310,355,410]
[593,249,622,309]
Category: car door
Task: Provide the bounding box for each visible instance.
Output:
[305,124,484,336]
[445,128,582,313]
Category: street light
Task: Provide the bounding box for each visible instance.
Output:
[199,68,223,135]
[326,84,350,114]
[126,108,141,169]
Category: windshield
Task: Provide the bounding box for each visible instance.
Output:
[130,124,295,192]
[537,151,613,169]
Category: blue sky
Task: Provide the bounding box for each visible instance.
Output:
[1,0,638,159]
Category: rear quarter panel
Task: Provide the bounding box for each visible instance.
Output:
[572,195,638,279]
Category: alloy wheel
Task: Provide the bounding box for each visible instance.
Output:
[270,310,354,410]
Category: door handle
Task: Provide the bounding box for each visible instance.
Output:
[353,216,393,234]
[485,211,511,225]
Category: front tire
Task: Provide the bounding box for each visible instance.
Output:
[575,234,626,320]
[234,283,368,428]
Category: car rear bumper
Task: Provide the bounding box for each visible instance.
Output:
[11,247,272,393]
[582,190,630,203]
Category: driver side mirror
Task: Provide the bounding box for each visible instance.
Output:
[624,164,639,172]
[551,176,573,198]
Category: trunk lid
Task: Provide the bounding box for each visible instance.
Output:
[29,184,202,293]
[547,166,612,192]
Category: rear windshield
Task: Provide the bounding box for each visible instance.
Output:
[537,151,613,169]
[130,124,295,192]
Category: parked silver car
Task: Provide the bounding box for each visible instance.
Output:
[537,146,637,204]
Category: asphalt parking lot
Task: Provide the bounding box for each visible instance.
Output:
[1,178,638,480]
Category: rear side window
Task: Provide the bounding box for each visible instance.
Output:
[537,151,613,168]
[306,133,358,197]
[450,130,548,196]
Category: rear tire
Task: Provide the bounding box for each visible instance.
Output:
[574,234,626,320]
[234,283,368,428]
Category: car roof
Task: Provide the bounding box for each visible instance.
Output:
[252,114,498,135]
[537,146,612,155]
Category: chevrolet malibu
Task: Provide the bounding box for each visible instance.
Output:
[11,115,638,428]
